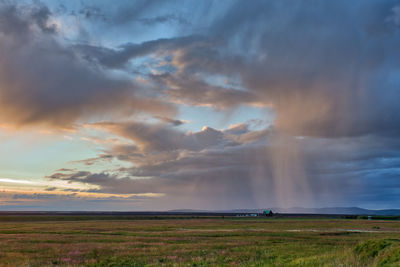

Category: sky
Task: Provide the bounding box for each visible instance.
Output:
[1,0,400,211]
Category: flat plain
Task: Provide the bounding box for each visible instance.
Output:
[0,215,399,266]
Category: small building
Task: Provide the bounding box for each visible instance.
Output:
[263,210,274,216]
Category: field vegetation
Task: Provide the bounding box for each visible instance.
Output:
[0,216,399,266]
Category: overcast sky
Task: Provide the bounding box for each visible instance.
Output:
[1,0,400,211]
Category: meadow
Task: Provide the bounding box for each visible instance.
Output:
[0,215,399,266]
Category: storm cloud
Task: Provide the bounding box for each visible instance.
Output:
[48,121,400,209]
[66,0,400,137]
[0,2,175,128]
[2,0,400,210]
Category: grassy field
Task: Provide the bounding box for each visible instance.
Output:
[0,216,399,266]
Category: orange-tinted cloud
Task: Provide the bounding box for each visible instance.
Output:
[0,3,175,129]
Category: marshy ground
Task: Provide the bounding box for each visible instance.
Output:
[0,215,399,266]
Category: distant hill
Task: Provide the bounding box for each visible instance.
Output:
[169,207,400,215]
[271,207,400,215]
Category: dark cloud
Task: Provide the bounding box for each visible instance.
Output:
[56,168,76,172]
[78,5,107,21]
[49,130,400,209]
[54,0,192,28]
[137,14,190,26]
[69,0,400,137]
[69,154,114,166]
[3,0,400,209]
[97,121,230,153]
[48,116,400,209]
[0,2,175,128]
[213,0,400,137]
[13,193,77,200]
[74,35,206,69]
[154,116,185,126]
[44,187,57,191]
[153,73,259,109]
[0,2,55,35]
[100,0,399,138]
[109,0,166,25]
[74,35,261,109]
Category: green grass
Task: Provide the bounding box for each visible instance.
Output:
[0,216,399,266]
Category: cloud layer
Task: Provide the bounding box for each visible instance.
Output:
[0,2,175,128]
[1,0,400,210]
